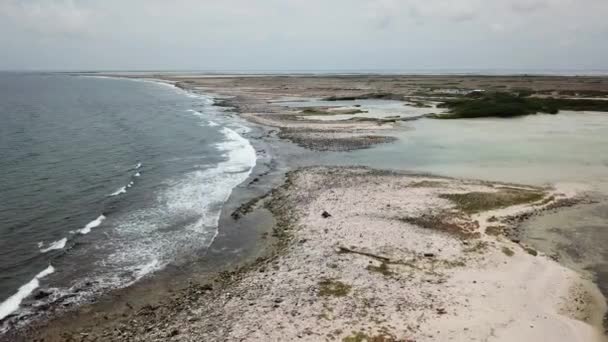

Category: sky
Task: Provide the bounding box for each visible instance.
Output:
[0,0,607,71]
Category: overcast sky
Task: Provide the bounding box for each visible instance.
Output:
[1,0,607,71]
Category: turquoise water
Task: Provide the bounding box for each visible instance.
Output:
[336,112,608,188]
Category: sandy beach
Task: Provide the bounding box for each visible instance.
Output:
[14,74,608,341]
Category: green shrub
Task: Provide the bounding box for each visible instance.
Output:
[437,92,608,119]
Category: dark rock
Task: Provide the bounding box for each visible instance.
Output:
[33,289,52,300]
[321,211,332,218]
[524,246,538,256]
[168,329,179,337]
[423,253,435,258]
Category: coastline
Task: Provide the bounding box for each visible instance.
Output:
[11,74,608,341]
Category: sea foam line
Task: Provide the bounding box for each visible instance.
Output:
[40,238,67,253]
[109,163,141,196]
[0,266,55,320]
[77,215,106,235]
[109,186,127,196]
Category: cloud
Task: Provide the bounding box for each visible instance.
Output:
[509,0,550,13]
[0,0,94,37]
[0,0,606,70]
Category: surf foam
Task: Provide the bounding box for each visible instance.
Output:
[77,215,106,235]
[98,124,257,286]
[109,186,127,196]
[40,238,67,253]
[0,266,55,320]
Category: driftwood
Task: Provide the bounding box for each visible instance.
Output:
[337,246,391,262]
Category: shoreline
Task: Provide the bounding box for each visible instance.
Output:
[11,74,608,341]
[2,76,284,340]
[23,166,606,341]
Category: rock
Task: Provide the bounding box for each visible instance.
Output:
[200,284,213,291]
[524,246,538,256]
[321,211,332,218]
[168,329,179,337]
[423,253,435,258]
[437,308,447,315]
[33,289,52,300]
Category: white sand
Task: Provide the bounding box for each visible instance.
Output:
[147,167,606,341]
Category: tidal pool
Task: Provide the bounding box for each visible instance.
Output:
[278,98,442,121]
[334,111,608,188]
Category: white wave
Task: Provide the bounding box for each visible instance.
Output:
[100,125,257,287]
[134,172,141,177]
[77,215,106,235]
[208,121,220,127]
[132,259,164,281]
[187,109,202,115]
[217,127,258,172]
[0,265,55,320]
[37,241,43,249]
[135,162,142,169]
[40,238,67,253]
[127,181,134,189]
[109,186,127,196]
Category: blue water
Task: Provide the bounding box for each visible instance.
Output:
[0,73,255,330]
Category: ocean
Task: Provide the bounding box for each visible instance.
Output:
[0,73,256,331]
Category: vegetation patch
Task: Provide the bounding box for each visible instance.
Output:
[463,241,489,254]
[300,108,367,116]
[523,246,538,256]
[323,93,404,101]
[437,92,558,118]
[408,180,446,188]
[318,279,352,297]
[342,331,403,342]
[436,92,608,119]
[366,262,394,277]
[485,225,507,237]
[400,215,478,239]
[439,189,546,214]
[501,246,515,257]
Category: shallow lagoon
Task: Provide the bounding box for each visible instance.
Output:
[278,98,442,121]
[338,111,608,188]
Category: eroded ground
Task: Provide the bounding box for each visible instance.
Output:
[72,167,604,342]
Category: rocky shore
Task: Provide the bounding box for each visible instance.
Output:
[13,74,608,341]
[30,167,606,341]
